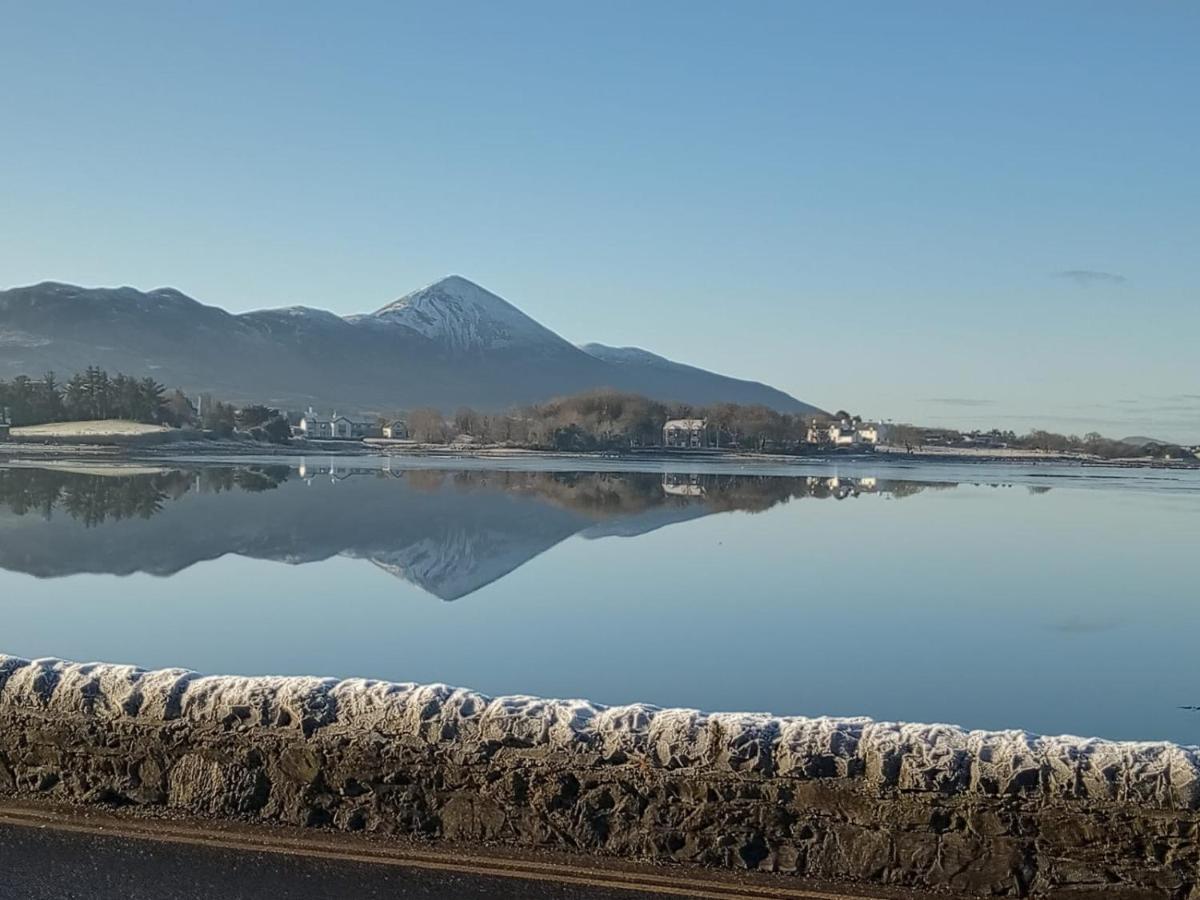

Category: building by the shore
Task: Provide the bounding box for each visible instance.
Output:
[808,415,878,449]
[299,409,379,440]
[663,418,708,449]
[381,420,408,440]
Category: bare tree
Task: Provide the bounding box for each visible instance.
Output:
[408,408,448,443]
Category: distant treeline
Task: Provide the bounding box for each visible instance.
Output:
[887,423,1193,460]
[1014,430,1192,459]
[0,367,291,443]
[0,367,193,427]
[401,390,842,452]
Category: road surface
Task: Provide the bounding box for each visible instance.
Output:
[0,802,911,900]
[0,824,684,899]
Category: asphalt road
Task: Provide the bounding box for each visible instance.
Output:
[0,823,679,900]
[0,803,898,900]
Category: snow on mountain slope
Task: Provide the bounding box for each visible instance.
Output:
[359,525,573,601]
[362,275,577,355]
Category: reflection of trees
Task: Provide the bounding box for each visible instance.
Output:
[195,465,289,494]
[406,470,666,514]
[509,472,665,516]
[0,465,290,526]
[0,464,969,529]
[885,481,958,500]
[0,469,191,527]
[419,471,962,517]
[234,466,291,493]
[58,478,171,526]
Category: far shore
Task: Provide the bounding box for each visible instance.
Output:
[1,432,1196,471]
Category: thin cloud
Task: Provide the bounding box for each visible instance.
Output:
[925,397,996,408]
[1054,269,1127,287]
[980,412,1173,426]
[1047,614,1124,635]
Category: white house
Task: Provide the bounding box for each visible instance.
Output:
[330,415,365,439]
[856,423,879,445]
[299,409,378,440]
[663,418,708,449]
[808,416,879,449]
[382,420,409,440]
[299,414,332,439]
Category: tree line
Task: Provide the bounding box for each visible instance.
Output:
[1016,430,1191,460]
[0,367,192,427]
[399,390,838,452]
[0,367,291,444]
[886,423,1193,460]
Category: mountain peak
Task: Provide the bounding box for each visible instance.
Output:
[429,273,481,292]
[374,275,509,314]
[369,276,574,354]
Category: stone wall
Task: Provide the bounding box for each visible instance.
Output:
[1,654,1197,897]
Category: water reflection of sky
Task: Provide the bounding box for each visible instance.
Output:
[0,460,1197,745]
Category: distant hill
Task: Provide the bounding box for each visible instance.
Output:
[0,276,822,415]
[579,343,809,413]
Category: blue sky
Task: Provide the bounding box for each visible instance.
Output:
[1,2,1196,440]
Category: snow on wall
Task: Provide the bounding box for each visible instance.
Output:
[2,653,1197,809]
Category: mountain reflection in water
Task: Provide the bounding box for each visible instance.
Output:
[0,464,957,600]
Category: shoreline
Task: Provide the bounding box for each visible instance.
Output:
[1,436,1196,471]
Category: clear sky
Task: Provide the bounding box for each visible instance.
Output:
[1,2,1196,441]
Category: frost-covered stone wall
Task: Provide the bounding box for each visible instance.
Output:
[1,654,1197,897]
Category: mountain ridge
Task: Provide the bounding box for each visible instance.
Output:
[0,275,824,415]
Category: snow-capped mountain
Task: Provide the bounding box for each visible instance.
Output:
[0,275,821,413]
[360,275,576,356]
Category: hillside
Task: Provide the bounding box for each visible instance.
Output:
[0,276,822,415]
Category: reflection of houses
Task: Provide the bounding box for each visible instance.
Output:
[808,416,878,450]
[663,419,708,449]
[299,409,379,440]
[382,420,409,440]
[662,473,706,497]
[806,475,879,500]
[298,458,384,484]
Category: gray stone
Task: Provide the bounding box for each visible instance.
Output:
[1,654,1197,897]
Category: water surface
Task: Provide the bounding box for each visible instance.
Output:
[1,458,1196,744]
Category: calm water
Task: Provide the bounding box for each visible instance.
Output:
[1,458,1197,744]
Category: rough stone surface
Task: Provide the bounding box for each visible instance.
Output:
[1,654,1197,897]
